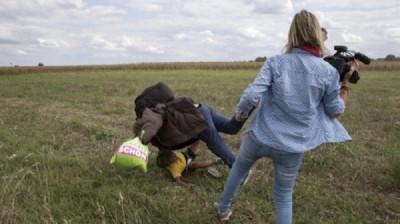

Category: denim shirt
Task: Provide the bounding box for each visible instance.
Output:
[236,48,351,153]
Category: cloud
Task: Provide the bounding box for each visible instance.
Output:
[173,30,217,45]
[238,27,266,39]
[341,32,363,44]
[0,0,399,65]
[385,28,400,42]
[0,38,19,45]
[114,36,165,54]
[245,0,293,14]
[37,38,70,48]
[16,49,28,55]
[115,0,164,12]
[79,5,126,20]
[174,33,187,41]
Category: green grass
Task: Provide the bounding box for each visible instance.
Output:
[0,70,399,223]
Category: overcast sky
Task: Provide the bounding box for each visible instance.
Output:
[1,0,399,66]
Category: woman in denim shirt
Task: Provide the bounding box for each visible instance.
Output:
[217,9,357,223]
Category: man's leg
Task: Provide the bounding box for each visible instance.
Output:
[198,126,236,168]
[197,104,235,167]
[201,104,245,135]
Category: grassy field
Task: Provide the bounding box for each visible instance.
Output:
[0,69,399,223]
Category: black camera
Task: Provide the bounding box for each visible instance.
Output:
[324,46,370,84]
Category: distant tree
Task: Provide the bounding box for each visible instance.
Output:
[385,54,396,61]
[255,56,267,62]
[38,62,44,67]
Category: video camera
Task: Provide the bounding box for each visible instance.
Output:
[324,46,370,84]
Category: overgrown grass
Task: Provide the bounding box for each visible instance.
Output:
[0,70,399,223]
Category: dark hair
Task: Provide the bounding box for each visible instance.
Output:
[156,150,176,168]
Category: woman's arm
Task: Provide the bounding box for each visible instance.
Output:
[236,61,272,120]
[330,61,358,118]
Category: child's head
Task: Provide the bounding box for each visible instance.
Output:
[156,150,177,168]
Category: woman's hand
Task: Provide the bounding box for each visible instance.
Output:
[341,60,359,86]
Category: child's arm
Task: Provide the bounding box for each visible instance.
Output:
[174,176,192,189]
[187,160,214,170]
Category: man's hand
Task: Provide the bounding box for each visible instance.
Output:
[235,113,248,122]
[236,104,258,122]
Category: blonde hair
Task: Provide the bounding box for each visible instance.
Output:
[284,10,324,53]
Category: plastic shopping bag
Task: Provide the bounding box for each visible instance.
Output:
[110,134,149,172]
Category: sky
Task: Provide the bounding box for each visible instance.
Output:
[1,0,399,66]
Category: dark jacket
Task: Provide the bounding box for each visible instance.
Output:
[133,97,209,150]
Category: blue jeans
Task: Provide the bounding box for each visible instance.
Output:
[197,104,245,168]
[218,131,303,224]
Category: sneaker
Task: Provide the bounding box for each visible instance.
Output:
[218,208,232,221]
[207,167,222,178]
[240,169,253,186]
[213,157,224,165]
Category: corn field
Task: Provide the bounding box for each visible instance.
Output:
[1,60,399,75]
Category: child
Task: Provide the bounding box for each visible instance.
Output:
[156,140,223,189]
